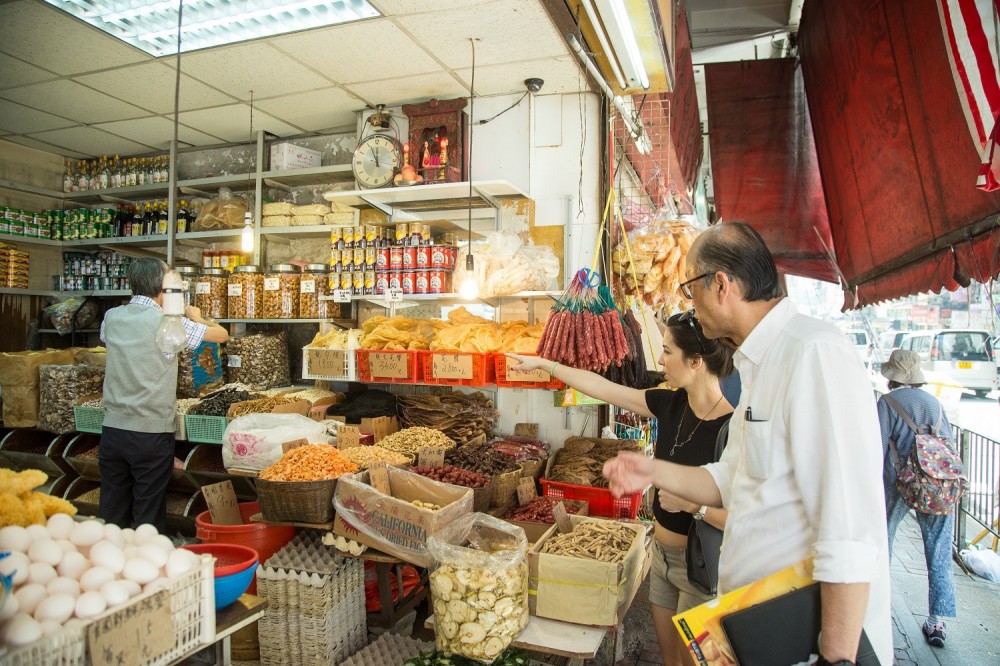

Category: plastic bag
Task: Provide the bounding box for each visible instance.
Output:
[427,513,529,662]
[452,232,559,297]
[42,296,98,335]
[191,187,248,231]
[960,547,1000,582]
[221,413,328,471]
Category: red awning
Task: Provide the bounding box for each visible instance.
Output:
[704,59,839,283]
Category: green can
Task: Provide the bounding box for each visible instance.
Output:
[36,212,49,239]
[47,211,60,241]
[64,209,78,240]
[10,210,25,236]
[24,213,38,238]
[0,207,9,234]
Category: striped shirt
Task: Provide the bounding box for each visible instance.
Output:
[876,386,954,484]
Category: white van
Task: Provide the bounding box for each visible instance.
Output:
[897,329,997,396]
[845,330,872,368]
[873,330,910,369]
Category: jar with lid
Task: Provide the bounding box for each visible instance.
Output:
[299,263,331,319]
[174,266,199,306]
[228,265,263,319]
[264,264,300,319]
[195,267,227,319]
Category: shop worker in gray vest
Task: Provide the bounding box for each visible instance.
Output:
[98,258,228,531]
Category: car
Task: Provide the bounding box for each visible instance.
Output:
[897,329,997,397]
[873,330,910,368]
[845,329,873,368]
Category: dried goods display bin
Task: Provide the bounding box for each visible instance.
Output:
[185,414,230,444]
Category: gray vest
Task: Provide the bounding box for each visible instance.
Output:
[102,303,177,433]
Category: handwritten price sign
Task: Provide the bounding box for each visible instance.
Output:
[88,589,173,666]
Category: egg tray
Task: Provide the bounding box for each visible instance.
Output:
[339,632,433,666]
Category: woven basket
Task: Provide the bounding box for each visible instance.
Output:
[471,481,494,512]
[520,458,545,481]
[490,466,523,508]
[256,477,338,524]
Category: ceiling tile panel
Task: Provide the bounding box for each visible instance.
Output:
[0,53,59,90]
[28,127,153,157]
[271,19,439,84]
[255,88,361,133]
[178,43,333,98]
[1,80,150,124]
[456,57,587,96]
[76,61,238,114]
[396,0,567,69]
[178,104,301,143]
[2,135,88,158]
[0,1,149,76]
[369,0,486,15]
[345,72,468,108]
[93,117,224,149]
[0,99,75,134]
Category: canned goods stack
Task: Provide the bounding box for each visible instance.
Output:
[328,223,457,296]
[0,206,51,239]
[0,242,29,289]
[61,251,131,291]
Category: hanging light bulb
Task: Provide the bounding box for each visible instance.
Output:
[241,212,254,252]
[459,255,479,299]
[155,270,187,353]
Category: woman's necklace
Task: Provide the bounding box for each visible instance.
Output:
[669,394,726,457]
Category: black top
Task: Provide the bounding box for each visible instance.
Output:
[646,388,730,535]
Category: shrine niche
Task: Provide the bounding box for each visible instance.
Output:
[402,97,468,184]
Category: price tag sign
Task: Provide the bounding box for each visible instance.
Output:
[338,425,360,449]
[432,353,474,380]
[308,349,346,377]
[363,416,396,443]
[281,438,309,453]
[369,462,391,495]
[514,423,540,439]
[517,477,538,506]
[384,287,403,303]
[333,289,352,303]
[505,357,549,383]
[195,282,211,295]
[88,589,173,666]
[228,355,242,368]
[202,480,242,525]
[227,283,243,297]
[418,447,445,467]
[369,352,409,379]
[553,501,574,534]
[300,279,316,294]
[264,277,280,291]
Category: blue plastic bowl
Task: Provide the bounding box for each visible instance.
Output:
[213,561,258,610]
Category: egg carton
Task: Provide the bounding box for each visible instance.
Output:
[339,632,433,666]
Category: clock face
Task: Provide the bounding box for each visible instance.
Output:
[353,134,401,189]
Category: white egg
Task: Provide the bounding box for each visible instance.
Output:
[40,618,63,636]
[69,520,104,548]
[25,524,49,542]
[47,576,81,598]
[0,591,18,620]
[28,539,63,567]
[89,541,125,574]
[99,580,130,607]
[57,551,89,580]
[65,618,83,631]
[0,525,30,553]
[102,523,124,547]
[55,538,78,554]
[137,543,168,569]
[74,591,107,619]
[142,577,170,594]
[133,524,158,545]
[122,545,138,560]
[27,562,57,586]
[120,579,142,598]
[79,566,115,592]
[33,593,75,623]
[165,548,198,579]
[122,558,158,585]
[151,534,175,553]
[14,583,47,616]
[0,551,28,586]
[120,528,136,545]
[46,513,75,540]
[1,613,43,648]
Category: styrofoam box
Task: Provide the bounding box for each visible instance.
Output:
[270,142,322,170]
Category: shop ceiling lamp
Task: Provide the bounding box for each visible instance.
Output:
[459,38,480,302]
[584,0,649,90]
[42,0,380,57]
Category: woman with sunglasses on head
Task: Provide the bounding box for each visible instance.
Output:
[507,310,734,665]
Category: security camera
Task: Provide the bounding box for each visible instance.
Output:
[524,78,544,93]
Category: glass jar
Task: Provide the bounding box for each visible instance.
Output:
[263,264,300,319]
[299,263,331,319]
[195,267,227,319]
[228,265,263,319]
[174,266,198,307]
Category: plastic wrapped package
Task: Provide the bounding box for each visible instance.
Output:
[191,187,248,231]
[262,215,292,227]
[37,363,105,433]
[427,513,529,662]
[262,202,293,216]
[452,232,559,297]
[42,296,98,335]
[224,331,290,389]
[221,412,329,471]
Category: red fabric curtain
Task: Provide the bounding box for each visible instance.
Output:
[799,0,1000,306]
[704,59,838,283]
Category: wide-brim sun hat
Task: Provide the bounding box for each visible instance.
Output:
[880,349,926,385]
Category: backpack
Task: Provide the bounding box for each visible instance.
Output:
[881,393,968,516]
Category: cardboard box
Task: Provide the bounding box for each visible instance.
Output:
[333,466,473,567]
[269,142,322,170]
[327,415,399,442]
[528,515,648,626]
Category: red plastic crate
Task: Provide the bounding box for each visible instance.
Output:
[540,478,641,519]
[420,351,496,386]
[357,349,423,383]
[493,353,565,390]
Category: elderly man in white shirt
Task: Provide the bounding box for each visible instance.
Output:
[603,222,891,666]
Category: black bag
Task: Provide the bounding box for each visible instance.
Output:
[686,420,728,595]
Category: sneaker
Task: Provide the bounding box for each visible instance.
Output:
[923,620,946,647]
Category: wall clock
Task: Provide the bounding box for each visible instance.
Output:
[352,134,402,189]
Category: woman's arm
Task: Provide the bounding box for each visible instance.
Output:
[505,353,653,417]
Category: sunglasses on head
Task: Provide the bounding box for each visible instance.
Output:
[677,309,707,355]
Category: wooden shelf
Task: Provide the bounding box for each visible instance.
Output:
[260,164,353,187]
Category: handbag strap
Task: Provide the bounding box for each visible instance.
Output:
[714,419,730,463]
[880,393,912,475]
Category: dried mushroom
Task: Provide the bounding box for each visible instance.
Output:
[224,332,290,389]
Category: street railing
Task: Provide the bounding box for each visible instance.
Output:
[954,425,1000,551]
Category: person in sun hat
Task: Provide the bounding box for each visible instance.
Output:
[877,349,957,648]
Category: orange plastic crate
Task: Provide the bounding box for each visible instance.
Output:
[540,478,641,519]
[357,349,423,383]
[493,353,565,390]
[420,351,496,386]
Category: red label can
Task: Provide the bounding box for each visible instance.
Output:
[427,269,446,293]
[375,271,389,294]
[415,246,430,267]
[401,270,415,294]
[430,246,448,268]
[414,269,429,294]
[389,247,403,268]
[376,248,389,269]
[389,272,402,290]
[402,247,416,268]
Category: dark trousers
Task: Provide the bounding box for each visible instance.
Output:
[98,425,175,532]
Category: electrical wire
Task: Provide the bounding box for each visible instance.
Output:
[476,91,528,125]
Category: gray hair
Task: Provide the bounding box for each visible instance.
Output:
[692,222,784,302]
[128,258,169,298]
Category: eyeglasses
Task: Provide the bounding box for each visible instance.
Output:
[677,309,707,355]
[679,272,713,300]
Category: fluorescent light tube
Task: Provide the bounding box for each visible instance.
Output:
[593,0,649,90]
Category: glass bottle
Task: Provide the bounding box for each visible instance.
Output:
[157,201,168,235]
[146,158,155,185]
[176,199,189,233]
[110,154,121,188]
[63,160,74,192]
[76,161,89,191]
[125,159,137,187]
[99,157,111,190]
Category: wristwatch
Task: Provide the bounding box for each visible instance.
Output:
[693,506,708,521]
[816,657,855,666]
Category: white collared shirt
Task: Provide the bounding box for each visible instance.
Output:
[704,299,892,665]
